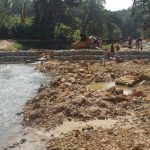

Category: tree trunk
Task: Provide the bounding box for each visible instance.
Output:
[21,1,27,24]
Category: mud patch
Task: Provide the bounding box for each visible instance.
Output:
[48,119,117,137]
[86,82,133,95]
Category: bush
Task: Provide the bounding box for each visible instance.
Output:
[0,25,10,39]
[55,23,73,40]
[72,30,80,41]
[11,24,32,39]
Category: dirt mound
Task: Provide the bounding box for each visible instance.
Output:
[22,60,150,149]
[0,40,22,51]
[0,40,14,50]
[23,60,150,130]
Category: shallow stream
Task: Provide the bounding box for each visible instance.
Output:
[0,64,47,149]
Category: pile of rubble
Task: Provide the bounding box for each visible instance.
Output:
[23,59,150,149]
[47,123,150,150]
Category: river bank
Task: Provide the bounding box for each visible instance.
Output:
[21,59,150,150]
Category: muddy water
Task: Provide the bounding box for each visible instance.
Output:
[0,64,48,149]
[87,82,133,95]
[48,119,117,137]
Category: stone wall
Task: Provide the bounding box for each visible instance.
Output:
[53,50,150,61]
[53,49,108,61]
[1,50,150,63]
[115,51,150,60]
[0,51,38,63]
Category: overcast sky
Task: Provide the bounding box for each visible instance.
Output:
[105,0,133,11]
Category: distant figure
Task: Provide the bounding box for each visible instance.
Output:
[136,38,143,50]
[111,43,115,53]
[94,37,102,48]
[128,36,133,49]
[116,45,120,51]
[89,36,102,49]
[89,36,97,48]
[96,37,102,48]
[140,38,143,50]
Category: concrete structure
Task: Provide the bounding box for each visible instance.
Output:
[0,51,39,63]
[53,49,150,61]
[1,49,150,63]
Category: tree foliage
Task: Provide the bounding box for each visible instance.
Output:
[132,0,150,16]
[0,0,147,40]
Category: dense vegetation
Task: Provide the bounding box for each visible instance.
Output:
[0,0,149,40]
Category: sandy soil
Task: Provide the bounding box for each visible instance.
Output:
[0,40,15,50]
[18,59,150,150]
[1,41,150,149]
[5,59,150,150]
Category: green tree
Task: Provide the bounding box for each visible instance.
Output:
[78,0,107,37]
[132,0,150,17]
[32,0,82,39]
[132,0,150,26]
[11,0,34,24]
[0,0,12,25]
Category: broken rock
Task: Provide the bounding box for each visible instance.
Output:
[115,76,142,87]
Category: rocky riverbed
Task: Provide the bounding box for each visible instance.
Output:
[22,59,150,150]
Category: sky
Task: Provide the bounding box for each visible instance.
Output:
[105,0,133,11]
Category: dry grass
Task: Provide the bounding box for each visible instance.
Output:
[0,40,23,51]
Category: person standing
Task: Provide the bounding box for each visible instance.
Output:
[136,38,143,50]
[139,38,143,50]
[128,36,133,49]
[116,45,120,51]
[136,38,140,50]
[111,43,115,53]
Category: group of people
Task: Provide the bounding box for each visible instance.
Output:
[72,33,144,51]
[127,36,143,50]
